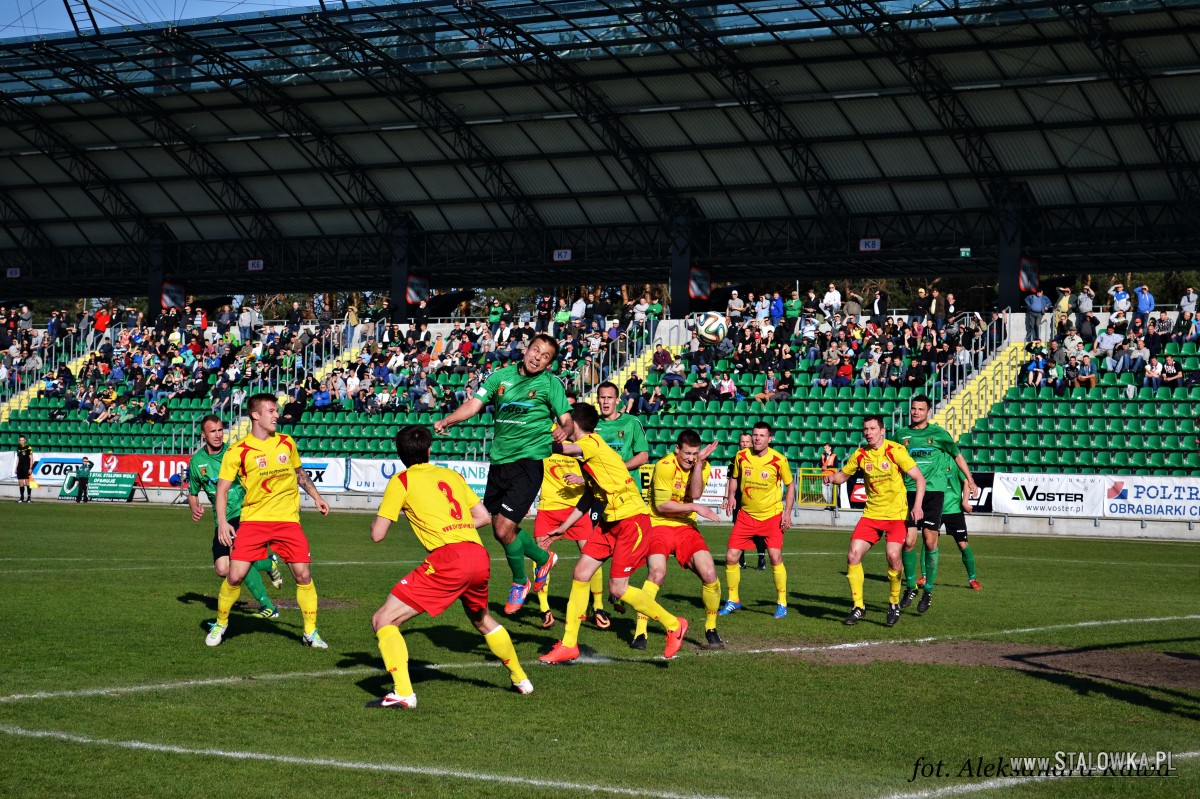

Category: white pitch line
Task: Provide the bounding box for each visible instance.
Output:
[3,615,1197,705]
[874,752,1200,799]
[0,725,735,799]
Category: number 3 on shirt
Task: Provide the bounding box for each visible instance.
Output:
[438,481,463,520]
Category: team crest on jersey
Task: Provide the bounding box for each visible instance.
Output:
[497,384,507,397]
[198,465,208,477]
[760,470,770,479]
[277,453,289,464]
[255,456,268,468]
[879,460,891,471]
[864,462,875,472]
[673,480,683,490]
[618,430,625,438]
[527,389,537,399]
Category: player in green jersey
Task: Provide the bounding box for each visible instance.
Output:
[926,465,982,591]
[895,395,977,614]
[434,334,573,614]
[188,415,283,619]
[594,382,650,475]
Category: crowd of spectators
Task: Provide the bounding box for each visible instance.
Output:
[1022,279,1198,394]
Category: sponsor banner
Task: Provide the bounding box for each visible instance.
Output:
[969,472,995,514]
[100,453,191,488]
[8,452,105,485]
[58,472,138,502]
[348,458,489,496]
[1103,474,1200,520]
[636,462,729,506]
[840,471,996,514]
[301,458,346,494]
[992,473,1105,517]
[0,451,14,482]
[433,459,489,498]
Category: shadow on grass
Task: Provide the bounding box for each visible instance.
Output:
[181,592,301,642]
[1006,637,1200,722]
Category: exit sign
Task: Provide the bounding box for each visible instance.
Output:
[959,247,972,258]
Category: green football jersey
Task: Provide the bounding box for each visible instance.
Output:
[943,465,964,514]
[475,365,571,464]
[897,423,960,493]
[189,445,245,520]
[594,413,649,475]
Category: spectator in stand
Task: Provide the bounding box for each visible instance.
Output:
[1174,312,1199,345]
[753,369,780,403]
[1073,284,1095,328]
[1162,354,1183,390]
[621,372,643,412]
[929,289,947,332]
[854,354,881,388]
[1094,324,1124,363]
[802,289,822,320]
[884,355,906,388]
[770,292,784,328]
[1133,284,1155,330]
[312,383,332,410]
[784,289,803,336]
[1180,286,1198,318]
[843,287,864,321]
[774,369,794,401]
[726,290,745,323]
[1107,281,1131,314]
[833,354,854,387]
[1057,356,1079,396]
[1077,311,1099,345]
[1054,287,1072,330]
[909,287,931,324]
[753,292,771,322]
[869,288,888,328]
[1024,287,1051,342]
[1143,356,1163,390]
[812,354,838,388]
[685,374,712,401]
[1117,336,1150,376]
[821,283,842,319]
[650,343,671,373]
[1024,351,1046,387]
[715,372,738,401]
[663,354,686,387]
[905,357,928,390]
[638,386,664,415]
[1149,310,1173,353]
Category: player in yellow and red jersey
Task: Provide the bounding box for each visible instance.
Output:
[824,415,926,627]
[632,429,725,651]
[538,403,690,664]
[208,393,331,649]
[719,421,795,620]
[531,451,604,629]
[365,425,532,709]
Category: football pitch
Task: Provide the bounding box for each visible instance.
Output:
[2,503,1198,799]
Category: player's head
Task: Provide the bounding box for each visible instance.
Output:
[738,432,752,450]
[863,415,886,448]
[751,421,773,454]
[199,414,225,451]
[910,394,932,425]
[394,424,432,466]
[674,429,703,469]
[523,333,559,376]
[596,382,620,418]
[569,403,599,439]
[246,393,279,433]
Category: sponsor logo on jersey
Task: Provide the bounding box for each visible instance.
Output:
[879,460,891,471]
[256,456,268,469]
[277,453,289,464]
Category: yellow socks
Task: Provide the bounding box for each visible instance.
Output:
[726,562,742,603]
[295,580,319,634]
[589,570,604,611]
[847,563,865,609]
[562,580,591,648]
[376,625,413,696]
[772,564,787,605]
[537,583,550,612]
[484,625,528,685]
[702,580,720,630]
[633,581,659,638]
[619,585,678,632]
[216,579,241,626]
[887,569,901,604]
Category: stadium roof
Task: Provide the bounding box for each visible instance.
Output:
[1,0,1199,297]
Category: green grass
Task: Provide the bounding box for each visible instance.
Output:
[2,503,1199,799]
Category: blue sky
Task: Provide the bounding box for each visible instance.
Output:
[0,1,322,39]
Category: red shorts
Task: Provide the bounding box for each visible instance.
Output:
[582,514,651,577]
[851,518,907,546]
[728,511,783,551]
[534,506,593,542]
[649,524,709,570]
[391,542,491,617]
[230,521,310,563]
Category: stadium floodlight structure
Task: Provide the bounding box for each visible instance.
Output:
[0,1,1197,314]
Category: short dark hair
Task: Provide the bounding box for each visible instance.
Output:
[676,429,702,448]
[394,424,432,466]
[570,402,599,433]
[596,381,619,397]
[864,414,886,428]
[531,332,560,357]
[911,393,932,408]
[752,420,773,434]
[199,414,223,430]
[246,392,277,417]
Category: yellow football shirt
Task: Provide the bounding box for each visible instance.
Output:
[733,447,793,520]
[649,453,711,528]
[576,432,649,522]
[218,432,302,523]
[841,440,917,521]
[538,453,585,512]
[376,463,483,552]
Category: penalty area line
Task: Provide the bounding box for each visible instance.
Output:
[0,725,736,799]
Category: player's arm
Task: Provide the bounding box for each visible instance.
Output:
[370,514,393,543]
[553,441,584,457]
[215,478,236,545]
[434,397,483,435]
[550,491,592,539]
[624,450,649,470]
[296,466,330,515]
[552,412,573,443]
[188,491,205,522]
[906,467,926,522]
[469,500,489,529]
[625,421,651,470]
[953,452,977,494]
[781,477,796,532]
[824,468,852,485]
